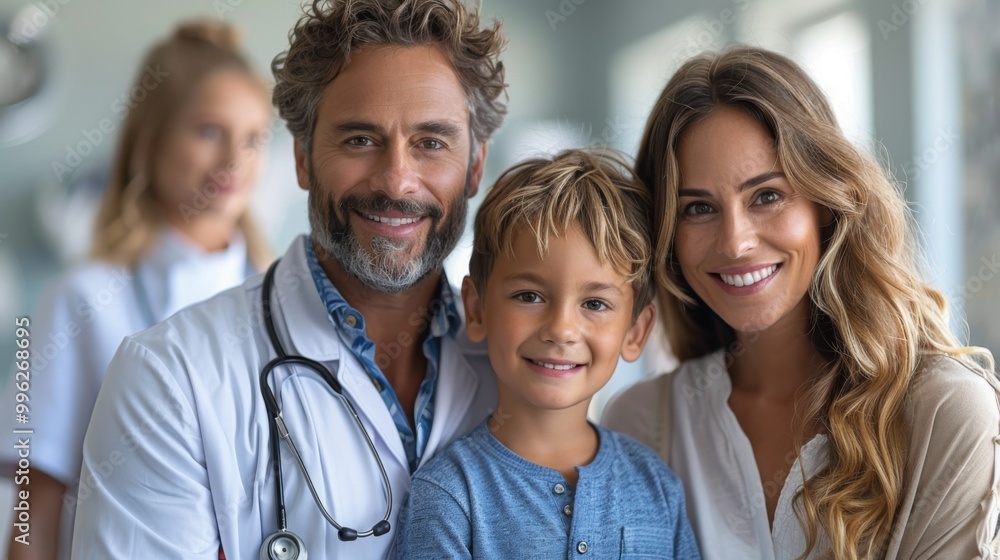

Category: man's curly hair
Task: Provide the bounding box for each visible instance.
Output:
[272,0,508,157]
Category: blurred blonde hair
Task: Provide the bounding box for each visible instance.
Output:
[469,148,654,317]
[635,46,996,559]
[90,19,271,268]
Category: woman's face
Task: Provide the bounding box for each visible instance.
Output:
[673,105,826,335]
[154,70,271,228]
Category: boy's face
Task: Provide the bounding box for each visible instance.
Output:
[462,225,655,414]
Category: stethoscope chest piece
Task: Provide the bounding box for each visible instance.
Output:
[260,530,307,560]
[258,259,393,556]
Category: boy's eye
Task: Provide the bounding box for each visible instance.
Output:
[514,292,541,303]
[582,300,607,311]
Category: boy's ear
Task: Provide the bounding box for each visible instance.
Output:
[620,304,656,362]
[461,276,487,342]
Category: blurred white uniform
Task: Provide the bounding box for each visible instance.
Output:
[0,229,253,560]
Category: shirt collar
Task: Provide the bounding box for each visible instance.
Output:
[304,235,462,340]
[144,226,248,274]
[134,226,251,322]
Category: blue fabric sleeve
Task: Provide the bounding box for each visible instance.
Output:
[394,477,473,559]
[665,468,701,559]
[673,500,701,558]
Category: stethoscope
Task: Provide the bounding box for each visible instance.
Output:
[258,259,393,560]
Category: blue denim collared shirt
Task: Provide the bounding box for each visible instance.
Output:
[304,236,460,473]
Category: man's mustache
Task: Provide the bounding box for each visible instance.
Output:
[338,194,444,220]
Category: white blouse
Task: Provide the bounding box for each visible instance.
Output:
[0,228,254,560]
[670,353,830,559]
[616,350,830,559]
[604,349,1000,560]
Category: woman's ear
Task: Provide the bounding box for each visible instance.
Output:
[620,303,656,362]
[820,205,835,227]
[461,276,487,342]
[819,206,837,253]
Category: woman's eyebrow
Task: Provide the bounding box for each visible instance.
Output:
[678,171,786,197]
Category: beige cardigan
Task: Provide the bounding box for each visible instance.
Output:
[603,353,1000,559]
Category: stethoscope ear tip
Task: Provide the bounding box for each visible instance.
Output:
[337,527,359,541]
[373,520,392,537]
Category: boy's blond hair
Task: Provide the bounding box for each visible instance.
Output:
[469,148,653,316]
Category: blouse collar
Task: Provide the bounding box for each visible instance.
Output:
[134,227,252,322]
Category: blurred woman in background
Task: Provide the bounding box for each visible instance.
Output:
[3,19,272,560]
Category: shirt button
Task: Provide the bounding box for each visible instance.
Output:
[563,504,572,516]
[576,541,588,554]
[552,483,566,495]
[344,314,358,328]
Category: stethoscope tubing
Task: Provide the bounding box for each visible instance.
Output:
[257,258,393,548]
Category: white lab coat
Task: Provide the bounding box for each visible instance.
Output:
[70,235,498,559]
[0,229,251,560]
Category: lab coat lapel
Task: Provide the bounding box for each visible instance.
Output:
[275,241,409,470]
[273,240,410,471]
[421,335,480,466]
[339,357,410,471]
[273,241,341,361]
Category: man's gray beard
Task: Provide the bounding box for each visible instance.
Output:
[308,191,466,294]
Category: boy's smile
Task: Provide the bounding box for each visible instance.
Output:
[524,357,583,377]
[463,225,653,414]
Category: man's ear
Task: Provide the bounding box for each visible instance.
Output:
[465,142,489,199]
[294,139,310,191]
[461,276,487,342]
[620,304,656,362]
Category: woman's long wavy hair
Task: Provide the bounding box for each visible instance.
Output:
[636,46,996,559]
[90,19,271,268]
